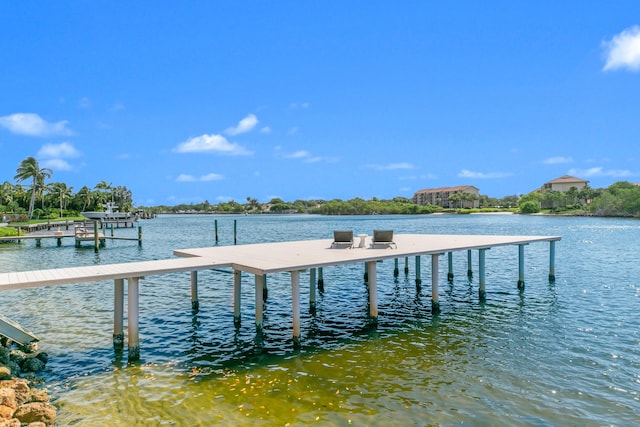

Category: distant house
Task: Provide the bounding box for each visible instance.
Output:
[540,175,589,192]
[413,185,480,208]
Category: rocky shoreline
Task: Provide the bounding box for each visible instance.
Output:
[0,339,56,426]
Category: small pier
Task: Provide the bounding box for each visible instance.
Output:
[0,233,560,361]
[0,220,142,249]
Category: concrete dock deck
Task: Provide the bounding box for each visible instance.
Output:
[0,233,560,360]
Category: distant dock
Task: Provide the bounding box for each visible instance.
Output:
[0,220,142,249]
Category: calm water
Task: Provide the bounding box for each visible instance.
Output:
[0,214,638,426]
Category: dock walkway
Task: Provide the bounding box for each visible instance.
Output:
[0,233,560,360]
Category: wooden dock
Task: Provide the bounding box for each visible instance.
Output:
[0,221,141,248]
[0,233,560,360]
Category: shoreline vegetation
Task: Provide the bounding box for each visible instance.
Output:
[3,156,640,223]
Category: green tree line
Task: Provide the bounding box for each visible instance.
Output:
[1,156,133,221]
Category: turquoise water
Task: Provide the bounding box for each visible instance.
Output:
[0,214,638,426]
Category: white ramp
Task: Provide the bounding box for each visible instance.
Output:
[0,315,38,345]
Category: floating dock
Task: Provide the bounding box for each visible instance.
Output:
[0,233,560,360]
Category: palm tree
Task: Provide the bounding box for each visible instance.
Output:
[76,186,93,211]
[14,156,53,219]
[50,182,74,217]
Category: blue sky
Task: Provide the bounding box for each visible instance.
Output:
[1,2,639,207]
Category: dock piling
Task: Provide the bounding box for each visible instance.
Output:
[191,271,199,311]
[113,278,124,351]
[517,244,526,290]
[127,277,140,361]
[467,250,473,279]
[291,270,301,346]
[394,258,399,277]
[447,252,454,282]
[431,253,440,314]
[233,270,241,325]
[367,261,378,322]
[309,268,316,309]
[549,241,556,282]
[255,275,264,330]
[415,256,422,288]
[479,249,488,301]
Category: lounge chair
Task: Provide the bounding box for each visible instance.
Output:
[331,230,354,248]
[372,229,397,248]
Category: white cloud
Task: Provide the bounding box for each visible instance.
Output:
[41,159,73,171]
[225,114,258,136]
[176,174,197,182]
[285,150,311,159]
[174,134,253,155]
[200,173,224,181]
[458,169,512,179]
[38,142,81,158]
[289,102,311,110]
[603,26,640,71]
[568,166,634,178]
[543,156,573,165]
[367,162,415,171]
[259,126,271,134]
[284,150,338,163]
[0,113,73,137]
[176,173,224,182]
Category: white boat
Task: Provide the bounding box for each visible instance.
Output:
[82,202,135,221]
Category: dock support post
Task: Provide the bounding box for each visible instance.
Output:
[517,244,526,290]
[127,277,140,361]
[263,274,268,300]
[234,220,237,245]
[56,237,62,247]
[36,239,41,247]
[215,219,219,243]
[479,249,487,302]
[318,267,324,291]
[190,271,199,311]
[138,226,142,246]
[93,220,99,252]
[233,270,241,325]
[467,250,473,279]
[291,270,301,346]
[309,268,317,309]
[113,278,124,350]
[415,256,422,287]
[366,261,378,322]
[549,240,556,282]
[447,252,454,282]
[404,257,409,275]
[255,274,264,330]
[431,254,440,314]
[394,258,399,277]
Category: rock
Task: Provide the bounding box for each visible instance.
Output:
[0,404,14,420]
[0,389,16,409]
[34,353,48,365]
[7,352,24,368]
[10,381,30,406]
[0,418,20,426]
[19,358,44,374]
[0,368,11,381]
[13,402,56,426]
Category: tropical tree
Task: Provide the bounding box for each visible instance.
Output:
[14,156,53,219]
[75,186,93,211]
[50,182,74,216]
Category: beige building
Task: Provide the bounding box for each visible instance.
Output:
[540,175,589,192]
[413,185,480,208]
